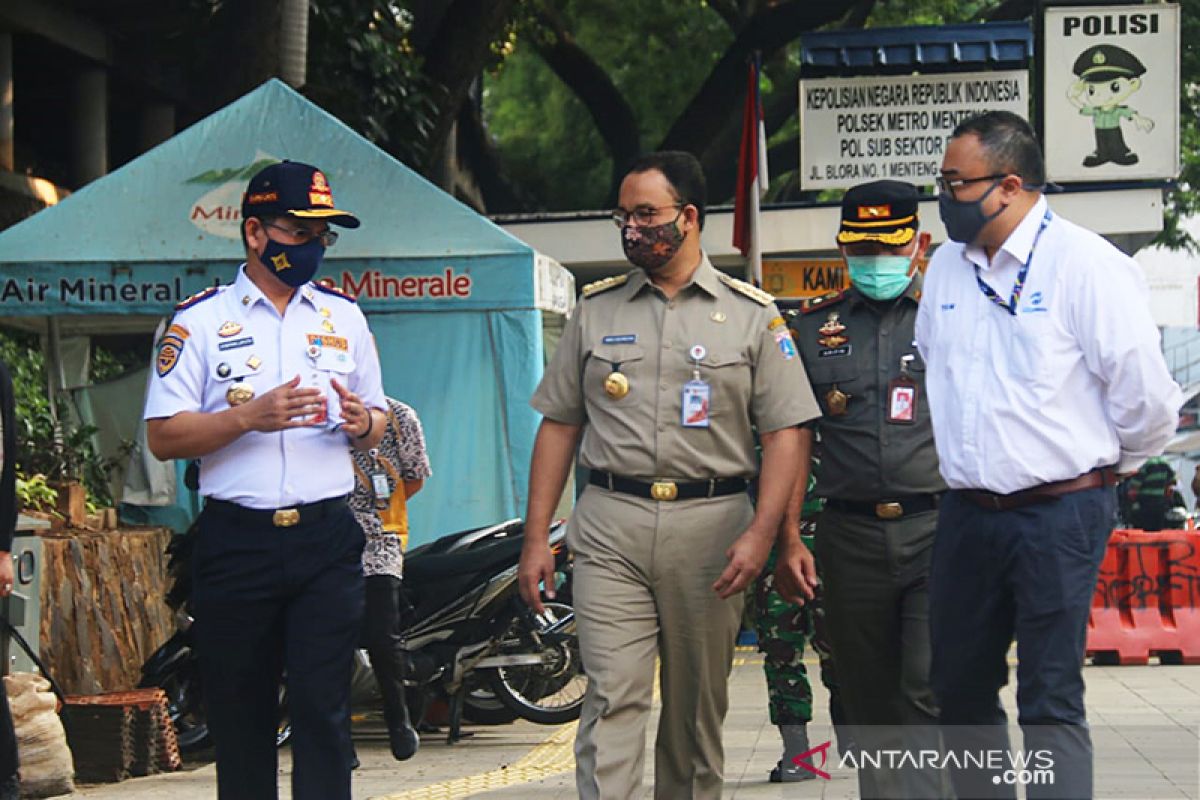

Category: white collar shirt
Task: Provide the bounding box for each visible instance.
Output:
[915,196,1181,493]
[144,266,386,508]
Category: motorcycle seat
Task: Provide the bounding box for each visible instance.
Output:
[404,534,526,584]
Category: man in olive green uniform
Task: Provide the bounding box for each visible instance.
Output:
[788,180,948,798]
[518,151,820,800]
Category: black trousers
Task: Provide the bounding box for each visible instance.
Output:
[930,487,1116,799]
[193,502,365,800]
[817,508,948,799]
[362,574,409,728]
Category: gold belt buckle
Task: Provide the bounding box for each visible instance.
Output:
[650,481,679,502]
[272,508,301,527]
[875,502,903,520]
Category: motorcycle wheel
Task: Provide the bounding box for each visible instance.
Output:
[486,602,586,725]
[462,681,520,725]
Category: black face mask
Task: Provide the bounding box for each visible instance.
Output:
[938,180,1007,244]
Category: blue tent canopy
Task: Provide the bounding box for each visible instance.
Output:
[0,79,574,544]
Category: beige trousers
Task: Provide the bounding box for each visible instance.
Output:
[568,485,752,800]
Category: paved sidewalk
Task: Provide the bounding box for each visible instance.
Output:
[69,651,1200,799]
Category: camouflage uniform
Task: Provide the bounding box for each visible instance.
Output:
[751,474,841,726]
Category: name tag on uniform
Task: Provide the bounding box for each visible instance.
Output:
[681,380,711,428]
[886,378,918,425]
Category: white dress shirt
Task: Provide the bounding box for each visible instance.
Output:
[144,266,386,508]
[915,196,1181,494]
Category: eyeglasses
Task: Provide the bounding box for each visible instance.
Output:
[935,174,1008,198]
[611,204,683,228]
[263,220,339,248]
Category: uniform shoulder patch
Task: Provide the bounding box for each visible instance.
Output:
[581,273,630,298]
[312,281,357,303]
[174,286,221,311]
[156,321,190,378]
[717,273,773,306]
[799,290,848,315]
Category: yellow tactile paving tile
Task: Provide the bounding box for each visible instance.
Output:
[370,720,578,800]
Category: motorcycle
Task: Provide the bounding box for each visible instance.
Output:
[140,516,584,750]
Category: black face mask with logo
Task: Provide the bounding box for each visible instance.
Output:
[261,237,325,287]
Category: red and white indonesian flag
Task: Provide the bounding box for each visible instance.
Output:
[733,56,769,287]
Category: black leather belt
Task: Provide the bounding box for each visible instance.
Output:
[205,496,348,528]
[588,471,747,502]
[824,494,942,520]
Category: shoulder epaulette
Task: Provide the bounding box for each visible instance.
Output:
[311,282,357,303]
[799,290,848,315]
[174,286,221,311]
[717,273,773,306]
[582,273,629,298]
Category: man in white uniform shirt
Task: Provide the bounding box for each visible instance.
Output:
[915,111,1180,798]
[145,161,386,800]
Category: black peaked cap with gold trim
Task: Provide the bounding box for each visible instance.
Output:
[837,180,919,246]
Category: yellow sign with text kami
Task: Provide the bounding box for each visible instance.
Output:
[762,259,849,299]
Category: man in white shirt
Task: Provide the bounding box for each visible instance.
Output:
[916,111,1181,798]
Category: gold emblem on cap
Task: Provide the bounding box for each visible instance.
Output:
[1094,50,1106,65]
[604,371,630,400]
[226,381,255,407]
[825,385,851,416]
[246,355,262,370]
[711,311,727,323]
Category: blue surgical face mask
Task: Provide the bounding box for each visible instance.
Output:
[260,236,325,288]
[845,255,914,301]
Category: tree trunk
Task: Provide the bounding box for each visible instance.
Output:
[418,0,520,184]
[38,528,174,695]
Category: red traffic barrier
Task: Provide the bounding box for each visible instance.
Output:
[1088,528,1200,665]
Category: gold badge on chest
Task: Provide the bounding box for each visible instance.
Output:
[825,384,851,416]
[817,312,850,349]
[604,370,630,400]
[226,381,256,406]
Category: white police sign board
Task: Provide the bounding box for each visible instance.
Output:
[799,71,1028,191]
[1043,4,1179,183]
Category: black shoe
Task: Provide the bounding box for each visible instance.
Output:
[388,720,420,761]
[1112,151,1139,165]
[1082,152,1107,167]
[349,749,361,771]
[769,759,818,783]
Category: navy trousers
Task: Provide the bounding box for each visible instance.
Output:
[193,501,365,800]
[930,486,1116,800]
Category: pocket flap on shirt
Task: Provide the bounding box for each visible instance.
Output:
[590,344,645,366]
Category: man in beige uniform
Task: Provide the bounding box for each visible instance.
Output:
[519,151,820,799]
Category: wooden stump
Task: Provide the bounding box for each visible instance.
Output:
[38,528,174,695]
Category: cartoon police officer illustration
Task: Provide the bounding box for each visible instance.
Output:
[1067,43,1155,167]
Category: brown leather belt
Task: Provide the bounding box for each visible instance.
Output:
[960,467,1118,512]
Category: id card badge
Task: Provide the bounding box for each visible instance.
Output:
[681,379,711,428]
[886,378,918,425]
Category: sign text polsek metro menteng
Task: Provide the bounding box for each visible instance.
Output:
[799,71,1029,191]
